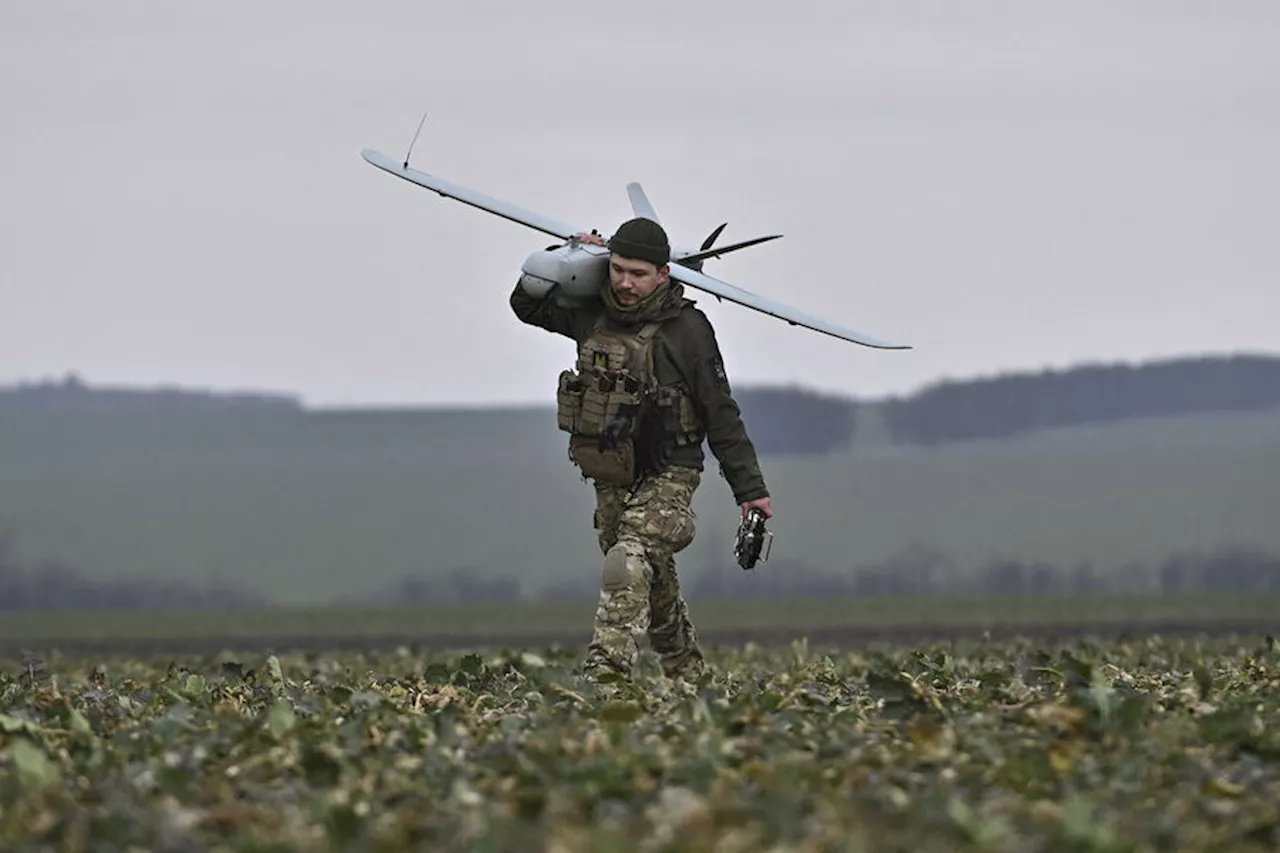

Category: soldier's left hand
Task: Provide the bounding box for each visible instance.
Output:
[577,231,607,246]
[742,497,773,520]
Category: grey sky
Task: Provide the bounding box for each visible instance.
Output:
[2,1,1277,407]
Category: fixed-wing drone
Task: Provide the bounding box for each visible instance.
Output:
[360,142,910,350]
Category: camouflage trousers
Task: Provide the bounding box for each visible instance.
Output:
[582,465,706,682]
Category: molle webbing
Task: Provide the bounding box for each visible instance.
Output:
[569,319,660,438]
[555,318,664,486]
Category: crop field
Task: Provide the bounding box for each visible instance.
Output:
[4,590,1280,657]
[3,628,1279,851]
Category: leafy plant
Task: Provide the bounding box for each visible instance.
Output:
[0,636,1276,850]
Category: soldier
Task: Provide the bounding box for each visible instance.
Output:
[510,216,773,684]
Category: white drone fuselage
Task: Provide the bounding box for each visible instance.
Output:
[517,242,610,304]
[516,240,707,305]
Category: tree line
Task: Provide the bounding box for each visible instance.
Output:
[721,353,1280,451]
[6,354,1278,452]
[0,533,262,612]
[687,546,1280,599]
[5,528,1276,612]
[0,372,301,413]
[878,354,1280,445]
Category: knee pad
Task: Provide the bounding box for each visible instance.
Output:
[602,543,631,592]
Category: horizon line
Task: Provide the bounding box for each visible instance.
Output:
[3,347,1278,411]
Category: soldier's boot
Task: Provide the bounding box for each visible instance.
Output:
[647,555,707,683]
[582,541,653,681]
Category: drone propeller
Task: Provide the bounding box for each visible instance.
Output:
[701,222,728,251]
[676,232,784,267]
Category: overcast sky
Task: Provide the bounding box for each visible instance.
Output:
[2,1,1277,407]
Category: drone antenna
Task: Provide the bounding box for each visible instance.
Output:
[403,111,428,169]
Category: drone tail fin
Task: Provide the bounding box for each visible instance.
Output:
[626,182,661,224]
[624,181,780,269]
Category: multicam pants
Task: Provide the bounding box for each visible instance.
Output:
[582,465,706,682]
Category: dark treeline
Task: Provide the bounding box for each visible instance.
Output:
[0,373,301,413]
[7,353,1280,451]
[731,353,1280,451]
[4,530,1278,611]
[341,566,523,608]
[881,354,1280,445]
[689,546,1280,599]
[732,386,856,455]
[0,534,263,612]
[346,546,1280,606]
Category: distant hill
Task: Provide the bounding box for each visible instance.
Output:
[7,352,1280,452]
[879,353,1280,445]
[1,373,854,456]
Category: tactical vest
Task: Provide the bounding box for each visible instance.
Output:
[556,314,702,486]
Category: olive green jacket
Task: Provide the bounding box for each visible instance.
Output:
[510,280,769,504]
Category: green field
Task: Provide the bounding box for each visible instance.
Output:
[3,405,1280,606]
[3,591,1278,658]
[2,634,1277,850]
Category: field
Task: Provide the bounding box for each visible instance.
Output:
[2,627,1278,851]
[5,395,1279,848]
[3,591,1280,657]
[3,405,1280,605]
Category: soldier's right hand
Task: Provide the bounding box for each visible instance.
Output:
[742,497,773,520]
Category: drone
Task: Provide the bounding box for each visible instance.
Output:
[359,126,910,351]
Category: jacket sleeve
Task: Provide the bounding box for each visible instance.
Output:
[684,310,769,504]
[509,280,594,341]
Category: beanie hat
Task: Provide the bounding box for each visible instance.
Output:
[608,217,670,267]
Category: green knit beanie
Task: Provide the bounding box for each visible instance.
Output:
[608,217,670,267]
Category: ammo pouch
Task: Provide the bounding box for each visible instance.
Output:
[557,370,645,438]
[557,369,647,486]
[656,385,702,446]
[568,434,636,486]
[556,370,583,432]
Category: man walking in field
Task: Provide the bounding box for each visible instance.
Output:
[510,217,773,684]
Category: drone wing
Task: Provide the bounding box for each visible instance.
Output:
[361,148,581,240]
[362,147,910,350]
[667,263,911,350]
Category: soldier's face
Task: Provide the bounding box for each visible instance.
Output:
[608,254,669,305]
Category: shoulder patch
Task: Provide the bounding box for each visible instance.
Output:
[711,356,727,382]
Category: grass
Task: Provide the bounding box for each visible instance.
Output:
[2,634,1278,850]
